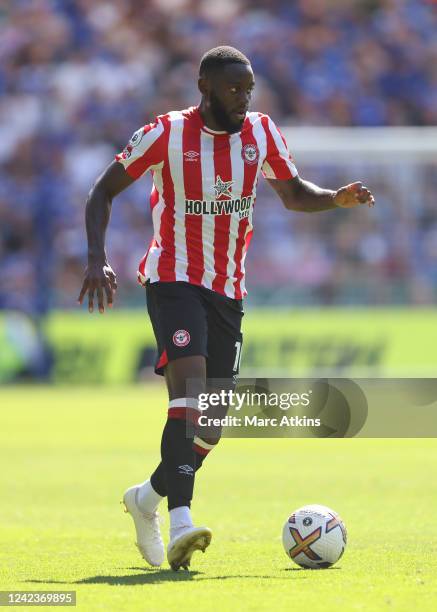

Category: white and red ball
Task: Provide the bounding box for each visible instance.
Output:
[282,504,347,569]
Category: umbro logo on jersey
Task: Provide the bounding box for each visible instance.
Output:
[184,150,200,161]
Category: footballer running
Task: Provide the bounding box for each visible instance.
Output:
[78,46,374,571]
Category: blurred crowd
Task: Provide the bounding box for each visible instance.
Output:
[1,0,437,314]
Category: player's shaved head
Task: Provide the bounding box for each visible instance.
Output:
[199,46,251,78]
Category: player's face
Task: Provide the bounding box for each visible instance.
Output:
[208,63,255,133]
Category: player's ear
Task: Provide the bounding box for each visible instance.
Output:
[198,75,209,96]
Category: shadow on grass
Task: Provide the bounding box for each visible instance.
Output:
[283,567,342,572]
[25,570,314,586]
[24,566,339,586]
[25,570,201,585]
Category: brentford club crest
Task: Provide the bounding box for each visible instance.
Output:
[241,143,259,165]
[173,329,191,347]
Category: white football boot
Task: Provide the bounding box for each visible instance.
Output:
[167,526,212,571]
[122,485,165,567]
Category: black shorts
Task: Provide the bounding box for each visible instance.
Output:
[146,281,244,379]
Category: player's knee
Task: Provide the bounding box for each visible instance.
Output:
[165,355,207,399]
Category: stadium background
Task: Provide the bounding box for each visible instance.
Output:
[2,3,437,610]
[1,0,436,381]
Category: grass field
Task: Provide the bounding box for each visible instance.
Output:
[1,385,437,611]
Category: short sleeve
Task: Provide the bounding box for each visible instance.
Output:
[261,115,298,180]
[115,119,165,179]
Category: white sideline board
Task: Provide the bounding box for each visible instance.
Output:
[281,126,437,162]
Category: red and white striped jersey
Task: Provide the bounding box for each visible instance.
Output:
[116,106,298,299]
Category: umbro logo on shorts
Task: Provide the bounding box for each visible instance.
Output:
[178,464,194,476]
[173,329,191,347]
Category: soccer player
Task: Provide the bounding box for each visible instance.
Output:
[78,46,374,571]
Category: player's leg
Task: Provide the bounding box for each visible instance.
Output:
[161,291,243,569]
[148,354,207,493]
[147,408,216,501]
[123,355,208,568]
[160,355,205,525]
[148,289,244,496]
[148,436,214,497]
[158,354,212,570]
[195,288,244,457]
[123,282,210,569]
[145,282,209,521]
[153,289,243,567]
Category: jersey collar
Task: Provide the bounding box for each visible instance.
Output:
[194,106,241,136]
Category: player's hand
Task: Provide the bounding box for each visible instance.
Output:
[77,262,117,314]
[334,182,375,208]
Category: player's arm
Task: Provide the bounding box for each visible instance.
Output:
[78,160,135,313]
[78,119,164,313]
[266,176,375,212]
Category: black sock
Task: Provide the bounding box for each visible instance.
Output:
[150,462,167,497]
[194,451,208,471]
[160,418,196,510]
[151,448,208,498]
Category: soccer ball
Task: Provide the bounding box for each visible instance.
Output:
[282,504,347,569]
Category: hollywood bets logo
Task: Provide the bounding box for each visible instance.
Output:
[185,175,252,219]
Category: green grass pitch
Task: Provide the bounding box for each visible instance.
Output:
[1,385,437,611]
